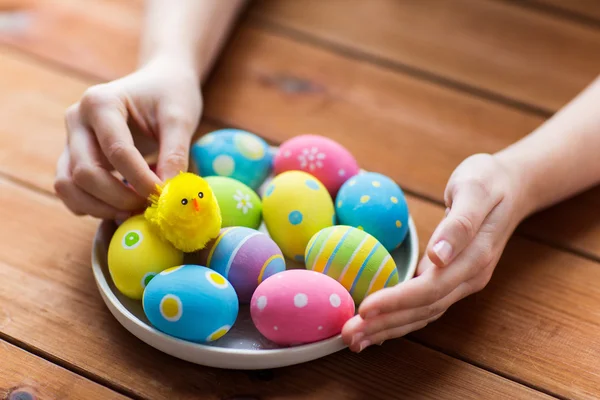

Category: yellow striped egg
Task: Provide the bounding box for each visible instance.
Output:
[262,170,335,262]
[305,225,399,304]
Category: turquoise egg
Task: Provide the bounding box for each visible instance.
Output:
[335,172,410,251]
[142,264,239,343]
[191,129,273,190]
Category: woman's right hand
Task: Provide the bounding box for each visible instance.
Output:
[54,56,203,220]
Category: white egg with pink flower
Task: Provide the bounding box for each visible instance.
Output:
[250,269,355,346]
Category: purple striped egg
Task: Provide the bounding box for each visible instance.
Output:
[198,227,286,303]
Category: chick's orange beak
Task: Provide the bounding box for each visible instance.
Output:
[193,198,200,212]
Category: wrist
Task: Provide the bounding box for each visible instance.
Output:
[492,150,537,222]
[139,51,201,82]
[141,47,199,72]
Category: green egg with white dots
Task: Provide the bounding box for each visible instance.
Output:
[205,176,262,229]
[262,170,335,262]
[107,214,184,300]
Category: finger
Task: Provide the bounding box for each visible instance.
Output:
[349,319,429,353]
[341,314,366,347]
[55,148,128,220]
[360,282,471,337]
[81,92,160,199]
[416,251,436,276]
[156,111,194,180]
[357,269,444,318]
[428,181,501,267]
[358,236,487,317]
[68,121,147,211]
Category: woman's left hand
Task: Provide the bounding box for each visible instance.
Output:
[341,153,527,352]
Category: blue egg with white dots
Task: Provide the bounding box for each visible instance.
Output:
[191,129,273,190]
[142,264,239,343]
[335,172,409,251]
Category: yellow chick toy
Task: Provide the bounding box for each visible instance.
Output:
[145,172,222,253]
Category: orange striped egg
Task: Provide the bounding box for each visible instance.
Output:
[304,225,399,304]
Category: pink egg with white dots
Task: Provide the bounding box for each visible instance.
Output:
[250,269,355,346]
[273,134,360,197]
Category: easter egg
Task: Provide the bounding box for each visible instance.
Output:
[273,134,360,197]
[336,172,410,251]
[205,176,262,229]
[250,269,355,346]
[262,170,335,262]
[191,128,272,190]
[142,264,239,342]
[108,214,183,300]
[305,225,399,305]
[197,226,286,303]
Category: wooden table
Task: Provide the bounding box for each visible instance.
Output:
[1,0,599,398]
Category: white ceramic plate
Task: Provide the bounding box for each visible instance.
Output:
[92,169,420,370]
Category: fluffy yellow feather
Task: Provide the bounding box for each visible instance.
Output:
[144,172,222,253]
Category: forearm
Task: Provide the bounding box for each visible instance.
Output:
[495,75,600,217]
[138,0,247,80]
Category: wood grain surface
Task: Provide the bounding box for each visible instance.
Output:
[531,0,600,21]
[0,0,141,80]
[253,0,600,112]
[0,2,598,260]
[0,0,598,398]
[1,339,128,400]
[0,177,554,399]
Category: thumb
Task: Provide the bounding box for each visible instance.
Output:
[156,117,195,181]
[427,182,499,267]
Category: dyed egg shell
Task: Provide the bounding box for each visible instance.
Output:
[108,214,183,300]
[142,264,239,342]
[262,170,335,262]
[191,128,272,190]
[305,225,399,305]
[336,172,410,251]
[250,269,355,346]
[197,227,286,303]
[205,176,262,229]
[273,134,360,197]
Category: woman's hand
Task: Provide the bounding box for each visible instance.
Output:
[54,56,202,220]
[341,153,527,352]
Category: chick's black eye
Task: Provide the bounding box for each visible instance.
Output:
[181,198,188,205]
[198,192,204,199]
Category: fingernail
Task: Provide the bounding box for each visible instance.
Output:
[358,340,371,352]
[433,240,452,265]
[351,332,364,346]
[365,310,379,319]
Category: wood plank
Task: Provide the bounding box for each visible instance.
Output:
[0,180,551,400]
[0,49,84,194]
[252,0,600,112]
[1,339,128,400]
[531,0,600,21]
[0,0,141,80]
[412,236,600,399]
[521,188,600,260]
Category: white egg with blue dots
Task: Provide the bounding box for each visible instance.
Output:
[335,172,410,251]
[191,128,273,190]
[142,264,239,343]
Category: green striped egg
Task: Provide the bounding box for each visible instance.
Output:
[304,225,399,305]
